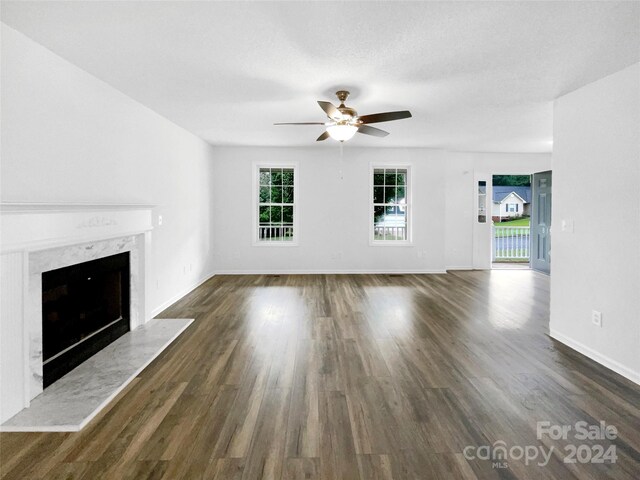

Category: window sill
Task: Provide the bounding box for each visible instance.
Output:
[369,241,414,247]
[253,241,299,247]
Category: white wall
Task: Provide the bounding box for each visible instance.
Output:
[212,147,446,273]
[550,63,640,384]
[212,147,550,273]
[1,24,216,316]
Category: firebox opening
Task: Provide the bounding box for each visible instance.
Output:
[42,252,131,387]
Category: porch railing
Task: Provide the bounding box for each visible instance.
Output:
[493,226,530,260]
[258,225,294,241]
[373,226,407,241]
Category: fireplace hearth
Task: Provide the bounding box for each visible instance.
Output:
[42,252,131,387]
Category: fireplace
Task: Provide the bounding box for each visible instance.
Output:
[0,204,153,423]
[42,252,131,387]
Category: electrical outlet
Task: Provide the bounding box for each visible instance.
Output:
[592,310,602,327]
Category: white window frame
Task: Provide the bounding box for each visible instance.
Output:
[252,161,299,247]
[369,164,412,246]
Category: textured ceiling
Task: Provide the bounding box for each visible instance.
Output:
[2,1,639,152]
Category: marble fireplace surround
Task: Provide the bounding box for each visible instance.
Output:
[0,203,154,423]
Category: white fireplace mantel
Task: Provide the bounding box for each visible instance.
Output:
[0,203,155,423]
[1,203,155,253]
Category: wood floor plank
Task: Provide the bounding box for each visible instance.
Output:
[282,457,319,480]
[319,389,360,480]
[1,272,639,480]
[356,454,394,480]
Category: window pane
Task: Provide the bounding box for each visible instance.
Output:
[282,186,294,203]
[271,186,282,203]
[385,170,396,186]
[259,186,270,203]
[260,169,270,185]
[373,169,385,185]
[396,186,406,203]
[385,186,396,204]
[373,186,384,204]
[283,206,293,224]
[259,206,271,224]
[393,211,407,240]
[374,206,384,223]
[397,171,407,185]
[373,206,384,240]
[386,205,396,215]
[384,227,395,241]
[271,206,282,224]
[271,169,283,185]
[282,169,294,186]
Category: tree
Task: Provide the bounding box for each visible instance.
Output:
[492,175,531,186]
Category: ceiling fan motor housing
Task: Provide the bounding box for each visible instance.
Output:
[338,106,358,121]
[335,91,358,120]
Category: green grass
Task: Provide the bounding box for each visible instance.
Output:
[494,218,530,227]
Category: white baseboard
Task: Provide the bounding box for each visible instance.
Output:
[150,272,216,319]
[212,269,448,275]
[549,329,640,385]
[445,266,473,271]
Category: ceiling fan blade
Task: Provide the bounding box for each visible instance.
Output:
[358,110,412,124]
[357,125,389,137]
[274,122,325,125]
[316,131,330,141]
[317,101,341,120]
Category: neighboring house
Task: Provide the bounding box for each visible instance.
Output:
[492,186,531,221]
[376,204,407,227]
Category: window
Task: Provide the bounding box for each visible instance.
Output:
[372,167,410,243]
[507,203,518,213]
[255,166,296,244]
[477,181,487,223]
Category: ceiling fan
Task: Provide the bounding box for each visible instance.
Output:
[274,90,412,142]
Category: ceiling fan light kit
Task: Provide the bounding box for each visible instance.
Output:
[275,90,412,143]
[326,124,358,142]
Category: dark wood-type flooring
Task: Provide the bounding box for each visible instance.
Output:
[1,271,639,479]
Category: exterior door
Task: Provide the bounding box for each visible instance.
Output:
[531,171,552,273]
